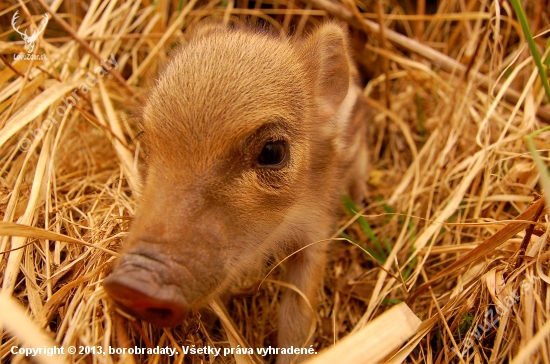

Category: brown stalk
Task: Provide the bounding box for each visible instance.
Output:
[407,197,546,304]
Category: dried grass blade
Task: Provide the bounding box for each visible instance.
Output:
[0,221,119,256]
[210,298,263,364]
[35,0,139,100]
[0,292,68,364]
[309,0,550,121]
[510,318,550,364]
[127,0,199,84]
[98,81,138,192]
[0,80,80,147]
[408,197,546,303]
[2,138,51,296]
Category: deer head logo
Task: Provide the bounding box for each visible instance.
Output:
[11,11,49,54]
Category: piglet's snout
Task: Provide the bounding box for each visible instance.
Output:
[103,254,188,327]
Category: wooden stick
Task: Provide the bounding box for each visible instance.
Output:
[304,303,421,364]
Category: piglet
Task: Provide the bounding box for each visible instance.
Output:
[103,21,368,363]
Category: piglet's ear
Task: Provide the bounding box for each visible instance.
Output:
[301,23,351,120]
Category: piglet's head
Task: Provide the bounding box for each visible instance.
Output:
[103,22,353,327]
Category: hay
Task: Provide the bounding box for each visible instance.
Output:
[0,0,549,363]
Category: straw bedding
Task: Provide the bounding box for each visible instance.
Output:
[0,0,549,363]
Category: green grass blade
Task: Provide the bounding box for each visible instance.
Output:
[341,196,380,246]
[510,0,550,102]
[511,1,550,212]
[339,232,385,264]
[341,195,388,263]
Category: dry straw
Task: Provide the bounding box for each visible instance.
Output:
[0,0,549,363]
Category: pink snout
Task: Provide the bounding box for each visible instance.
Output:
[103,262,188,327]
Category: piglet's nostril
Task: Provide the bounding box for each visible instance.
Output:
[103,272,188,327]
[146,307,173,319]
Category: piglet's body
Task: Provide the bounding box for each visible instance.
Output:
[103,22,368,363]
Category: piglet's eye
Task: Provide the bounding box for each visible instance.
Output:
[258,141,287,168]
